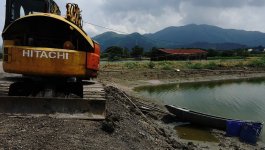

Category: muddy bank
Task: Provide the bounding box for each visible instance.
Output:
[98,68,265,149]
[104,86,265,150]
[0,85,193,150]
[105,86,265,150]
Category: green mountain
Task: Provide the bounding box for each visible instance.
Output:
[93,24,265,51]
[94,32,155,51]
[147,24,265,46]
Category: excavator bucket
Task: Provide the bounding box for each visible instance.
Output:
[0,80,106,120]
[0,96,106,119]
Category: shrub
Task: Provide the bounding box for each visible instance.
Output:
[147,61,155,69]
[161,64,172,70]
[204,62,218,69]
[186,62,203,69]
[248,57,265,67]
[124,62,139,69]
[157,61,173,70]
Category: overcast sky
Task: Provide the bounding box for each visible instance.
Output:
[1,0,265,38]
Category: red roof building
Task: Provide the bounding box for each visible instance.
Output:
[151,49,207,61]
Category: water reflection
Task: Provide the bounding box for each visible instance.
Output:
[135,78,265,93]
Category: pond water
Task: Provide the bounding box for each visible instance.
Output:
[135,78,265,143]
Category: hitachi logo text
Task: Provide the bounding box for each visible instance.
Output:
[22,50,69,60]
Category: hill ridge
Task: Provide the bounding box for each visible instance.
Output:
[93,24,265,51]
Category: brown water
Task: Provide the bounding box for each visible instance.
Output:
[175,124,219,142]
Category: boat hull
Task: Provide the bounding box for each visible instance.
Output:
[165,105,229,130]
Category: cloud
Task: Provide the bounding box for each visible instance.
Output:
[186,0,265,8]
[0,2,5,34]
[85,0,265,35]
[179,1,265,32]
[96,0,183,34]
[0,0,265,40]
[101,0,180,15]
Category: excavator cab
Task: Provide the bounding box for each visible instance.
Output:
[4,0,61,29]
[0,0,105,119]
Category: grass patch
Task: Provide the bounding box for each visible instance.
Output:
[186,62,203,69]
[124,62,140,69]
[204,62,218,69]
[248,57,265,67]
[147,61,155,69]
[208,56,244,60]
[100,57,265,70]
[156,61,175,70]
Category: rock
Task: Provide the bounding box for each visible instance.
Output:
[187,141,197,149]
[218,143,225,147]
[159,128,167,138]
[101,120,115,134]
[139,132,146,137]
[146,112,159,120]
[166,138,182,149]
[129,107,141,115]
[161,114,177,124]
[107,113,121,122]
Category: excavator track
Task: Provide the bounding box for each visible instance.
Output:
[0,79,106,120]
[0,80,10,96]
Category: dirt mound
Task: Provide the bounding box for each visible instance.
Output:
[0,85,192,150]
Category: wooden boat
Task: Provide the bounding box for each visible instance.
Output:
[165,105,230,130]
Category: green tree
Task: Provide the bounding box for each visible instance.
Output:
[206,49,220,57]
[131,46,144,58]
[123,47,130,58]
[100,53,108,59]
[236,49,249,57]
[149,47,160,57]
[105,46,123,61]
[221,50,234,57]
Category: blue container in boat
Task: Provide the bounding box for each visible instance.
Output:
[226,120,243,137]
[239,122,263,145]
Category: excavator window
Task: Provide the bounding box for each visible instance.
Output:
[19,6,25,17]
[4,0,61,29]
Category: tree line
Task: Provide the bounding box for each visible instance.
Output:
[101,46,147,60]
[101,45,262,61]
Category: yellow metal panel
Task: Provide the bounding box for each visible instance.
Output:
[3,40,15,46]
[2,13,94,48]
[3,46,87,77]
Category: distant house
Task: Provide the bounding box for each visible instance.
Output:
[151,49,207,61]
[248,49,253,52]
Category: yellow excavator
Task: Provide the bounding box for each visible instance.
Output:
[0,0,106,119]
